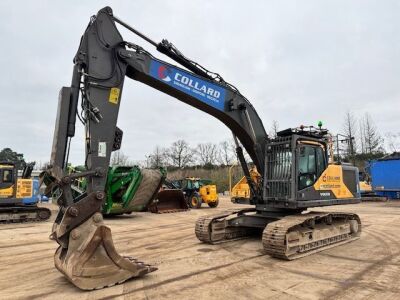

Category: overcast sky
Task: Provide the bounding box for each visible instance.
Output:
[0,0,399,165]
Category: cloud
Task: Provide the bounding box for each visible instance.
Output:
[0,0,399,164]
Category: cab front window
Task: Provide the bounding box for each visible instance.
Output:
[2,169,13,183]
[298,144,327,190]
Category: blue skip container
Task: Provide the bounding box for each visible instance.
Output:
[369,155,400,199]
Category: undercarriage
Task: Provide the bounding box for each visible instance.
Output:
[0,205,51,223]
[195,208,361,260]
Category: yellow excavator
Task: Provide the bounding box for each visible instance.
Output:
[0,162,51,222]
[230,166,260,204]
[42,7,362,290]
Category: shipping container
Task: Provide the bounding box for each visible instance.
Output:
[369,155,400,199]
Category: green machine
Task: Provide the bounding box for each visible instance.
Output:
[103,166,163,214]
[68,165,186,215]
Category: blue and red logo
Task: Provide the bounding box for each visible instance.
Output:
[158,65,171,82]
[150,59,226,111]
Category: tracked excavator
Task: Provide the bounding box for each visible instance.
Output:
[42,7,361,290]
[0,162,51,222]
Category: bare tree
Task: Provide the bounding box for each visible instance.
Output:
[110,150,130,166]
[146,146,167,168]
[269,120,279,138]
[195,143,218,167]
[166,140,193,168]
[229,138,252,163]
[218,140,235,166]
[35,161,50,171]
[362,113,383,154]
[342,111,357,157]
[385,132,400,153]
[359,119,366,154]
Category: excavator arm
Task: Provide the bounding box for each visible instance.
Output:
[45,6,268,290]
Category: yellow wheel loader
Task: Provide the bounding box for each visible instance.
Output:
[176,178,219,208]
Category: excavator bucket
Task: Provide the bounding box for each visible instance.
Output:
[53,212,156,290]
[148,189,189,213]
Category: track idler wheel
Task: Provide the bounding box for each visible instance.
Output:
[38,208,51,221]
[53,213,157,290]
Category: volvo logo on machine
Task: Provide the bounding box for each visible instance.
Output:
[151,60,225,111]
[320,192,331,197]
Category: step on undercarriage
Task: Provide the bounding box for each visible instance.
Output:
[195,209,361,259]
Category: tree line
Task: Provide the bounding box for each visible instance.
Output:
[2,113,397,173]
[340,111,399,165]
[0,148,26,169]
[112,113,398,171]
[112,139,239,170]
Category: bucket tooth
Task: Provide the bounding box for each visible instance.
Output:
[54,213,156,290]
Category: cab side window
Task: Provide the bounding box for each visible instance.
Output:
[183,180,190,189]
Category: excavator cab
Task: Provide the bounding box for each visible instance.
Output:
[0,163,17,199]
[263,126,360,208]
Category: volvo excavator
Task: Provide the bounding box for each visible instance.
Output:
[0,162,51,222]
[42,7,361,290]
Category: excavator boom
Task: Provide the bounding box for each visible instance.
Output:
[44,6,361,290]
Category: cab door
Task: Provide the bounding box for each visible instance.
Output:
[0,165,16,198]
[297,144,326,191]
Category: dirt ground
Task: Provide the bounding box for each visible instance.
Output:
[1,197,400,300]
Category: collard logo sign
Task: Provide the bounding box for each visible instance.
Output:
[322,175,341,183]
[314,165,353,198]
[150,60,226,111]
